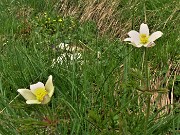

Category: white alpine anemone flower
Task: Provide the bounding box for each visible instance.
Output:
[124,23,163,47]
[17,75,54,104]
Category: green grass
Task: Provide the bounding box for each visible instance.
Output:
[0,0,179,134]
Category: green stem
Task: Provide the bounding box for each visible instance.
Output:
[122,46,128,104]
[144,48,150,135]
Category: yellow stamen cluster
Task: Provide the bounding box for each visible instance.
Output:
[140,34,149,44]
[34,88,47,102]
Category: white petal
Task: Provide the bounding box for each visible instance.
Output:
[135,44,143,48]
[17,89,36,100]
[58,43,69,50]
[71,46,76,51]
[58,43,70,51]
[68,54,74,61]
[45,75,54,97]
[140,23,149,36]
[128,30,139,38]
[30,82,45,94]
[56,56,63,65]
[26,100,41,104]
[124,38,132,41]
[124,38,142,47]
[149,31,163,42]
[127,30,140,45]
[145,42,156,47]
[76,53,82,59]
[41,95,51,104]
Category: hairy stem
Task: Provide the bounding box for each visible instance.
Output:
[144,48,150,135]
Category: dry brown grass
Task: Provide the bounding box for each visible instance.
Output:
[55,0,132,38]
[150,61,180,114]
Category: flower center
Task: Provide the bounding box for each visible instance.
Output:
[140,34,149,44]
[34,88,48,102]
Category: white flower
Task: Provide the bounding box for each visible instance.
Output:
[51,52,82,67]
[58,43,70,50]
[124,23,163,47]
[57,43,82,52]
[17,75,54,104]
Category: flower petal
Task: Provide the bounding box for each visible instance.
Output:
[140,23,149,36]
[30,82,45,94]
[135,44,143,48]
[124,38,142,47]
[128,30,139,38]
[127,30,140,45]
[45,75,54,97]
[149,31,163,42]
[41,95,51,104]
[124,38,132,42]
[26,100,41,104]
[58,43,70,50]
[17,89,36,100]
[145,42,156,47]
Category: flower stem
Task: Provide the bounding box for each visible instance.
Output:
[144,48,150,135]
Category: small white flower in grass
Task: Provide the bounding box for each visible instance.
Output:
[17,75,54,104]
[57,43,82,52]
[51,52,82,67]
[58,43,70,50]
[124,23,163,47]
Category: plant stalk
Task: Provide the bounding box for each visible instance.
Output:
[144,48,150,135]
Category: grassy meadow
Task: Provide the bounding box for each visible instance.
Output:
[0,0,179,134]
